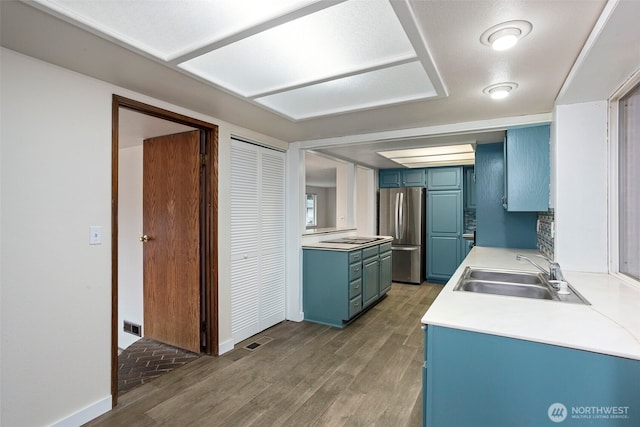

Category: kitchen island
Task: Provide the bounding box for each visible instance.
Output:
[303,236,393,328]
[421,246,640,427]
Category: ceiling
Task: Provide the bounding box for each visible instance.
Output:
[3,0,638,173]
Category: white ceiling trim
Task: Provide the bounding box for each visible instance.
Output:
[297,112,553,149]
[555,0,619,104]
[390,0,448,98]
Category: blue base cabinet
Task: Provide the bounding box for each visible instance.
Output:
[303,242,392,328]
[362,246,380,308]
[423,325,640,427]
[379,246,392,294]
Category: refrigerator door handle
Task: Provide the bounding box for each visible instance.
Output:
[399,192,404,239]
[394,192,400,239]
[391,246,419,251]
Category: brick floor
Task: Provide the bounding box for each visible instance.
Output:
[118,338,200,395]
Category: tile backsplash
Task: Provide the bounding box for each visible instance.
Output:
[464,209,476,234]
[537,209,555,259]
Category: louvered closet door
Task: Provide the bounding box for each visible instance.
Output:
[230,140,285,344]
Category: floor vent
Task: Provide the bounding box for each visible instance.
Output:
[243,336,273,351]
[124,321,142,337]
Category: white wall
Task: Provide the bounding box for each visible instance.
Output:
[305,185,335,228]
[118,145,143,350]
[336,163,355,229]
[0,48,287,426]
[325,187,337,228]
[356,166,376,236]
[1,48,112,427]
[553,101,609,272]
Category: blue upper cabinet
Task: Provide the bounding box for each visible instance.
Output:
[402,169,427,187]
[504,125,550,211]
[427,167,462,190]
[379,169,402,188]
[379,168,427,188]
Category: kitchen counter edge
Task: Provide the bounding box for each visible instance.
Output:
[421,246,640,361]
[302,236,393,251]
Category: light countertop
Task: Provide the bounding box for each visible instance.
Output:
[421,246,640,360]
[302,236,393,251]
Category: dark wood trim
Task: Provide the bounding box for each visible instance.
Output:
[207,126,219,356]
[111,95,219,407]
[111,95,120,407]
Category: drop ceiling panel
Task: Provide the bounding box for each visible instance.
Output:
[255,61,436,120]
[33,0,319,60]
[179,0,417,97]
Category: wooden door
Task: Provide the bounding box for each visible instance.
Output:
[143,130,201,353]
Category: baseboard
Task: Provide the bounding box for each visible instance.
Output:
[287,311,304,322]
[49,395,111,427]
[218,338,234,355]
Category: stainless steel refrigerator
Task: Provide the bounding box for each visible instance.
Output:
[379,187,425,284]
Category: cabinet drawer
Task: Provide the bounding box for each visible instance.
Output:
[379,242,392,254]
[349,278,362,299]
[349,262,362,280]
[349,251,362,264]
[362,245,379,260]
[348,295,362,318]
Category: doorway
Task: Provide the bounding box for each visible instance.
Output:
[111,95,219,406]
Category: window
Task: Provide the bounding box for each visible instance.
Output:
[618,82,640,281]
[305,193,317,227]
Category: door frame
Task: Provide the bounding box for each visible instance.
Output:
[111,95,219,406]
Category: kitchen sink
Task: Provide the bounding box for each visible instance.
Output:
[458,280,555,300]
[467,269,544,285]
[453,267,590,304]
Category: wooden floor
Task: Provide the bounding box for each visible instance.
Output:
[86,283,442,427]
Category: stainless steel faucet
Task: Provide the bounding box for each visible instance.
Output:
[516,254,565,281]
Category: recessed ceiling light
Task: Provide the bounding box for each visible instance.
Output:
[483,82,518,100]
[480,20,533,51]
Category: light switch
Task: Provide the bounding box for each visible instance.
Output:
[89,226,102,245]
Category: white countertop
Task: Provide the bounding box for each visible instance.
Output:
[302,236,393,251]
[421,246,640,360]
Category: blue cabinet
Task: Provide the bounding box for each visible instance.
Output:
[402,169,427,187]
[464,238,474,257]
[303,241,391,328]
[423,325,640,427]
[379,169,401,188]
[504,125,550,211]
[464,167,476,210]
[362,245,379,307]
[427,167,462,190]
[427,190,463,281]
[379,169,427,188]
[379,248,392,295]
